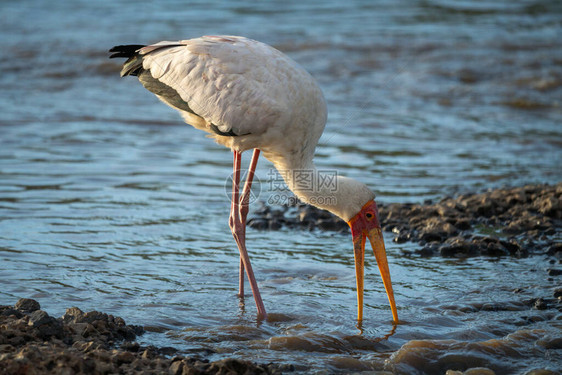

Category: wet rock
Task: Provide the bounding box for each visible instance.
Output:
[393,230,413,244]
[62,306,86,322]
[62,306,143,341]
[454,218,472,230]
[1,308,23,318]
[421,231,444,243]
[141,346,158,359]
[499,240,521,255]
[269,220,283,230]
[518,315,548,325]
[465,368,496,375]
[475,196,496,217]
[158,346,177,356]
[15,298,40,312]
[0,298,281,375]
[120,341,140,352]
[418,245,437,257]
[534,195,560,218]
[547,243,562,257]
[439,237,479,257]
[536,335,562,350]
[28,310,52,326]
[484,241,510,256]
[247,218,270,230]
[525,370,561,375]
[113,349,136,364]
[169,359,186,375]
[206,358,271,374]
[317,218,347,231]
[532,298,548,310]
[546,268,562,276]
[28,310,63,339]
[82,310,109,324]
[445,368,497,375]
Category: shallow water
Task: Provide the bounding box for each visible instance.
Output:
[1,0,561,373]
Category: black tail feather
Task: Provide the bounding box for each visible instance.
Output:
[108,44,146,59]
[109,44,147,77]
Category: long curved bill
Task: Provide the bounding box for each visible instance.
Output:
[352,227,398,323]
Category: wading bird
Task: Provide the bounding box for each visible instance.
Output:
[109,35,398,323]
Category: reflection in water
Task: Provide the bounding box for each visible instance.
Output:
[355,321,397,341]
[1,0,561,373]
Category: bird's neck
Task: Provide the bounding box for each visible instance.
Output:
[269,158,375,222]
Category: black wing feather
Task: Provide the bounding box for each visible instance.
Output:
[109,43,248,137]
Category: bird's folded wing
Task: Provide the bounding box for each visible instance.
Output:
[139,36,291,137]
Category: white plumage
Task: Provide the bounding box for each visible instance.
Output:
[133,37,322,154]
[110,35,398,323]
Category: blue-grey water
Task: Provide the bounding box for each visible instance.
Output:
[1,1,561,374]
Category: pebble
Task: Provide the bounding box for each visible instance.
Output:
[15,298,41,312]
[533,298,548,310]
[28,310,52,326]
[546,268,562,276]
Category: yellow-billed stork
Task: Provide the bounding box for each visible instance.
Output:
[109,35,398,323]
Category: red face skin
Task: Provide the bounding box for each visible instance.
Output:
[348,200,398,323]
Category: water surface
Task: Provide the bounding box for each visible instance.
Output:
[1,0,561,373]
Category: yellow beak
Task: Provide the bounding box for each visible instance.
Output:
[353,227,398,323]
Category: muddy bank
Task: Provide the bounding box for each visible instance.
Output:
[249,183,562,258]
[0,299,279,375]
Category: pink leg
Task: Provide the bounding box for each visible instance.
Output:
[229,150,266,320]
[238,149,261,297]
[238,258,245,298]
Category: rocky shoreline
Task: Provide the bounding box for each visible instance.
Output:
[249,183,561,259]
[1,184,560,374]
[0,298,279,374]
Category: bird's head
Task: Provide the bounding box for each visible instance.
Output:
[347,200,398,324]
[285,172,398,323]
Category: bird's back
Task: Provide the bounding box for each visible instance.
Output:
[110,36,327,160]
